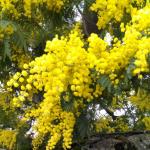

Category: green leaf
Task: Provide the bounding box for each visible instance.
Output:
[12,23,28,51]
[61,92,75,112]
[0,20,28,51]
[147,53,150,69]
[0,20,14,28]
[75,113,92,139]
[97,75,111,89]
[126,59,136,79]
[3,39,11,59]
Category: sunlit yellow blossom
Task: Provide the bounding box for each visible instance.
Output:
[90,0,144,29]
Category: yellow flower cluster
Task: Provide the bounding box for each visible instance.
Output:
[95,117,114,133]
[133,39,150,75]
[7,29,105,149]
[131,5,150,75]
[7,4,150,149]
[7,31,82,149]
[132,4,150,31]
[90,0,144,29]
[0,0,20,18]
[113,118,129,132]
[130,88,150,111]
[0,0,66,18]
[0,24,14,41]
[0,129,17,150]
[24,0,65,18]
[89,4,150,80]
[96,117,129,133]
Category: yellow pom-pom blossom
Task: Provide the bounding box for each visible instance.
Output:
[7,4,150,150]
[89,4,150,80]
[0,0,20,18]
[0,0,66,18]
[90,0,145,30]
